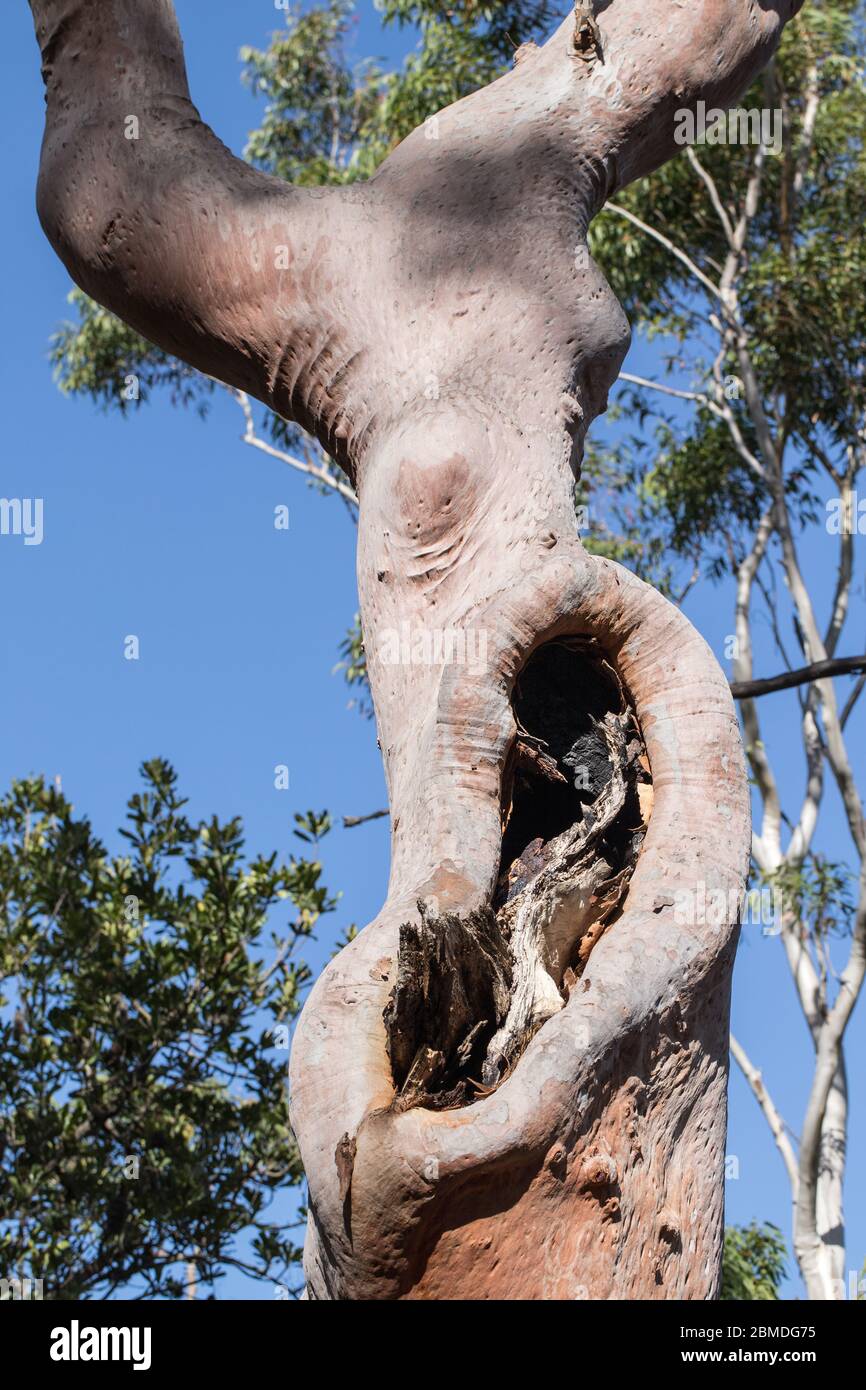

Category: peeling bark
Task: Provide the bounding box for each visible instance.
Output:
[385,695,647,1111]
[483,709,640,1087]
[385,903,513,1111]
[26,0,806,1300]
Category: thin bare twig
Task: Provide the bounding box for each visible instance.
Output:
[230,387,359,508]
[342,809,389,829]
[730,1033,799,1194]
[603,200,734,318]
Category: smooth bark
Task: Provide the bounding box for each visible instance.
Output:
[27,0,804,1299]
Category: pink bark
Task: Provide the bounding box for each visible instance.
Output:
[27,0,805,1299]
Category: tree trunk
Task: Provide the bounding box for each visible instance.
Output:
[814,1059,847,1298]
[26,0,804,1300]
[294,529,750,1299]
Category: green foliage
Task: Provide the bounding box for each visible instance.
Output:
[577,407,767,596]
[721,1222,787,1300]
[48,0,557,419]
[333,612,372,717]
[241,0,385,185]
[29,0,866,1298]
[767,854,857,941]
[585,0,866,580]
[48,4,866,580]
[50,288,213,417]
[364,0,559,160]
[44,0,574,710]
[292,809,333,844]
[0,761,339,1298]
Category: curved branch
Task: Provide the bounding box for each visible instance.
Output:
[603,201,729,310]
[733,511,780,868]
[685,145,735,246]
[730,1033,798,1194]
[29,0,804,488]
[231,389,359,507]
[618,370,725,417]
[824,462,856,656]
[841,675,866,730]
[28,0,368,473]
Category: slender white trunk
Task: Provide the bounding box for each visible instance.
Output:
[814,1058,847,1298]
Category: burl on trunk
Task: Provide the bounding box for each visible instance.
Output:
[28,0,804,1298]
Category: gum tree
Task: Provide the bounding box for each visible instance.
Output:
[26,0,805,1299]
[585,0,866,1299]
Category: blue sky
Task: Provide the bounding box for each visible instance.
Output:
[2,1,863,1300]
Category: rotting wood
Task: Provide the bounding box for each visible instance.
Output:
[385,683,652,1110]
[384,902,513,1112]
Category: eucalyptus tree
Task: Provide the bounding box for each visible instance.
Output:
[26,0,807,1299]
[585,0,866,1300]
